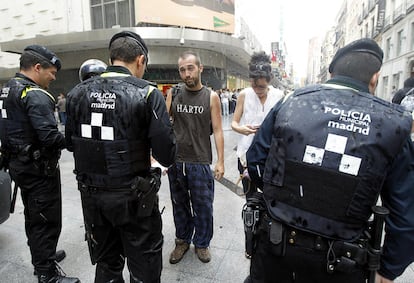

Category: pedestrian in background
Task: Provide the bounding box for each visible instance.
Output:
[220,88,230,116]
[166,50,224,264]
[56,93,66,126]
[66,31,176,283]
[232,51,283,200]
[245,38,414,283]
[391,77,414,104]
[0,45,79,282]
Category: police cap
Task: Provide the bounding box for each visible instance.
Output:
[109,31,148,62]
[329,38,383,73]
[24,45,62,71]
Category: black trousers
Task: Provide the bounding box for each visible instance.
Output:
[249,221,368,283]
[80,186,163,283]
[9,158,62,274]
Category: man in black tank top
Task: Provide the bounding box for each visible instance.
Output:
[166,51,225,264]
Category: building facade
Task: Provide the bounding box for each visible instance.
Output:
[0,0,255,95]
[316,0,414,101]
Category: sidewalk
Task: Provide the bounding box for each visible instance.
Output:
[0,115,413,282]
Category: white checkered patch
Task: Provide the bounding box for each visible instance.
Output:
[81,112,114,140]
[303,133,361,176]
[0,100,7,119]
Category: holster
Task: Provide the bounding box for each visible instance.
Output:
[16,145,60,176]
[242,192,266,256]
[132,167,161,217]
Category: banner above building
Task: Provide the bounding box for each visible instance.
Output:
[136,0,235,34]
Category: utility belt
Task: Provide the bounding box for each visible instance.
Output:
[79,167,161,218]
[10,144,60,176]
[242,194,381,276]
[259,214,369,273]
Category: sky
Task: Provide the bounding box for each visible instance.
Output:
[239,0,344,78]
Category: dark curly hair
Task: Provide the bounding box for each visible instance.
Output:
[248,51,273,82]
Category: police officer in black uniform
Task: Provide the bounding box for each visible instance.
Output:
[0,45,80,282]
[65,31,176,283]
[78,59,107,82]
[245,38,414,283]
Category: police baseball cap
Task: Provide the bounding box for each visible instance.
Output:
[109,31,148,63]
[24,45,61,71]
[329,38,383,73]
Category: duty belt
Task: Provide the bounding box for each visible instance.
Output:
[261,214,368,273]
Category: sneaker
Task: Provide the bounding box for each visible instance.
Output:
[169,239,189,264]
[195,247,211,263]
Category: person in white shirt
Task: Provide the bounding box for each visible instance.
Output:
[231,51,284,200]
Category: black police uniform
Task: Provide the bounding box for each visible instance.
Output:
[0,73,66,275]
[66,65,176,282]
[246,74,414,282]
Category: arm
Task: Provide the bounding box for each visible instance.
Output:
[65,92,74,152]
[165,87,173,115]
[25,89,65,150]
[378,138,414,281]
[210,90,224,180]
[231,90,258,136]
[246,105,279,188]
[148,87,176,167]
[375,273,393,283]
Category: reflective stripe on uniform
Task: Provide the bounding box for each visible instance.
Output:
[21,87,55,103]
[100,72,129,78]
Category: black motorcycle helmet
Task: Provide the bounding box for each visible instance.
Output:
[78,59,107,82]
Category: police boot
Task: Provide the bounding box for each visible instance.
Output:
[34,250,67,275]
[243,275,252,283]
[37,265,80,283]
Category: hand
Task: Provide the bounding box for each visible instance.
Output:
[375,272,393,283]
[240,125,257,136]
[214,163,224,180]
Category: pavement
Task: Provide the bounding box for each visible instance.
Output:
[0,114,413,283]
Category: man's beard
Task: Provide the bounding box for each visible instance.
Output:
[184,77,199,88]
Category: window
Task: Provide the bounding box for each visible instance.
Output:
[370,17,375,37]
[411,22,414,51]
[91,0,135,29]
[393,73,400,91]
[396,29,404,56]
[397,30,405,56]
[382,76,389,97]
[385,37,391,60]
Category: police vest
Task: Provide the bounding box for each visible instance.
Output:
[68,73,154,188]
[262,84,412,241]
[0,77,52,151]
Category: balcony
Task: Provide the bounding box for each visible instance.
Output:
[393,4,405,23]
[383,16,391,32]
[363,7,369,19]
[408,0,414,13]
[358,14,363,25]
[368,0,377,12]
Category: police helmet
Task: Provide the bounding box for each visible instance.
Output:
[78,59,107,82]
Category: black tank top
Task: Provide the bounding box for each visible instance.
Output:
[171,86,212,164]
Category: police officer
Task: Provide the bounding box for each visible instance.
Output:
[245,38,414,282]
[65,31,176,282]
[0,45,80,282]
[78,59,107,82]
[391,77,414,104]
